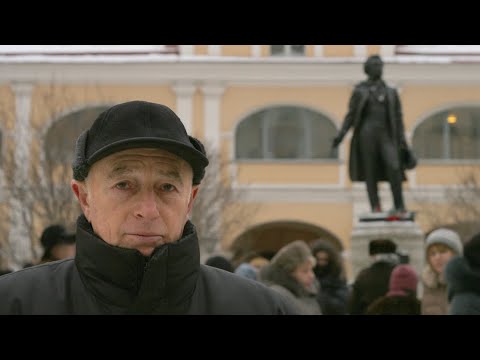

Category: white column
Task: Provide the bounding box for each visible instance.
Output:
[208,45,221,56]
[380,45,396,57]
[172,81,196,134]
[201,83,225,151]
[313,45,324,57]
[8,82,34,269]
[353,45,367,58]
[251,45,262,57]
[179,45,194,56]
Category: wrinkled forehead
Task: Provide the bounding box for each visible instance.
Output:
[91,147,193,177]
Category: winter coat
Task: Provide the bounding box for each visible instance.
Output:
[260,264,322,315]
[366,295,421,315]
[337,80,407,182]
[421,265,449,315]
[316,274,349,315]
[0,215,298,315]
[348,259,397,315]
[445,256,480,315]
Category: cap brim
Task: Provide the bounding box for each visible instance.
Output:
[87,137,209,170]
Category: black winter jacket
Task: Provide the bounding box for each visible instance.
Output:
[0,216,297,315]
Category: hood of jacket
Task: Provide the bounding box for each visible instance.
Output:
[259,263,317,298]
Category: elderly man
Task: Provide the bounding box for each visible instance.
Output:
[0,100,297,315]
[333,55,410,214]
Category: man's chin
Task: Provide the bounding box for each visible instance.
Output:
[137,247,155,257]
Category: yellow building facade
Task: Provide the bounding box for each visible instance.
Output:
[1,45,480,277]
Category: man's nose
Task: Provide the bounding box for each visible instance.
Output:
[134,190,160,219]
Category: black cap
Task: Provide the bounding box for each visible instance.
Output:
[72,101,209,185]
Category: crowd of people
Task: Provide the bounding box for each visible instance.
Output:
[205,228,480,315]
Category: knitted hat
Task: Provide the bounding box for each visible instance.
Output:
[270,240,316,273]
[464,232,480,269]
[387,264,418,297]
[425,228,463,256]
[369,239,397,256]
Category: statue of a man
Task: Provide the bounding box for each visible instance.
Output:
[332,55,409,214]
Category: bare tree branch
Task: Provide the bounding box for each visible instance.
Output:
[414,165,480,240]
[191,142,260,258]
[0,83,106,268]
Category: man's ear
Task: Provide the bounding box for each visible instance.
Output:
[187,185,200,214]
[71,179,90,221]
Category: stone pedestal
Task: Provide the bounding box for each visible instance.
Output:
[350,220,425,280]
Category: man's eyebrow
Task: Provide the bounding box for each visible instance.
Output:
[107,164,136,179]
[157,168,183,185]
[107,163,184,185]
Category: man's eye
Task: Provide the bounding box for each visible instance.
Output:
[115,182,130,190]
[161,184,175,192]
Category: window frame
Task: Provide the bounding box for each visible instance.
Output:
[235,105,339,162]
[412,106,480,163]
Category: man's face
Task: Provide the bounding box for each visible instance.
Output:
[72,148,199,257]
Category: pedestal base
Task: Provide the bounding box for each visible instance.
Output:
[359,210,415,222]
[349,219,424,281]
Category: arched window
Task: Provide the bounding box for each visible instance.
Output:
[235,106,338,160]
[413,106,480,160]
[45,106,109,164]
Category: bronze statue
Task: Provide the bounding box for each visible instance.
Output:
[332,55,411,214]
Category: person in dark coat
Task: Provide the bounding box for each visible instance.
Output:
[445,232,480,315]
[311,239,349,315]
[366,264,421,315]
[0,101,298,315]
[347,238,399,315]
[332,55,409,213]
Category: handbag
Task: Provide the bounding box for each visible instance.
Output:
[401,146,417,170]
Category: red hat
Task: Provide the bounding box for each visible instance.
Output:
[387,264,418,297]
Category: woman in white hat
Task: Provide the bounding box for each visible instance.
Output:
[421,228,463,315]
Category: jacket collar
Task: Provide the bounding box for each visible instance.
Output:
[74,215,200,314]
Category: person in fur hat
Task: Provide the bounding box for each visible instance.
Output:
[311,239,349,315]
[421,228,463,315]
[445,232,480,315]
[347,238,399,315]
[366,264,421,315]
[259,240,322,315]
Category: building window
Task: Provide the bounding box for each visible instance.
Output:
[413,106,480,160]
[270,45,305,56]
[45,106,110,164]
[235,106,338,160]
